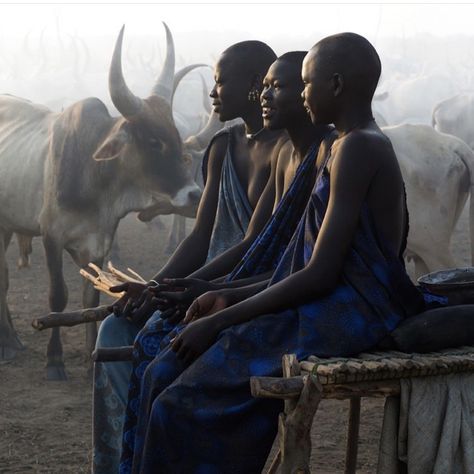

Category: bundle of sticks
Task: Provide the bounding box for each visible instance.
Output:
[79,261,146,298]
[32,262,146,331]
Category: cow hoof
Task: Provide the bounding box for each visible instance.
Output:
[0,336,25,360]
[46,365,68,381]
[1,346,19,360]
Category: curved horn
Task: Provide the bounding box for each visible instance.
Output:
[185,112,223,151]
[151,22,175,102]
[109,25,143,118]
[199,73,212,115]
[171,64,210,106]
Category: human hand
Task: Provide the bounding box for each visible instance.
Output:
[184,290,231,323]
[107,281,148,318]
[156,278,216,311]
[171,317,219,365]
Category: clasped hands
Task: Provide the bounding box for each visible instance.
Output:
[108,278,232,364]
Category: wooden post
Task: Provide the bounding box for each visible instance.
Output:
[91,345,134,362]
[277,354,323,474]
[345,397,361,474]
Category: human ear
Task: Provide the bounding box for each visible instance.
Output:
[333,73,344,97]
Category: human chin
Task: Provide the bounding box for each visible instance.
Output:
[263,114,283,130]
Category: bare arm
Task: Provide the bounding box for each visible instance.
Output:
[208,133,383,331]
[151,134,229,282]
[188,140,287,281]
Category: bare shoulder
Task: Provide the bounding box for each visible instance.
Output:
[332,125,395,173]
[275,139,293,166]
[206,132,230,167]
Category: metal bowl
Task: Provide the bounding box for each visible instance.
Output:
[418,267,474,303]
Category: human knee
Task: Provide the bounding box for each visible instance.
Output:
[96,314,138,348]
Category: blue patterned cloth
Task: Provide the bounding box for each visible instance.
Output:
[122,149,427,473]
[93,124,248,474]
[119,137,332,473]
[228,140,322,280]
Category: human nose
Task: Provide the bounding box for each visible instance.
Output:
[210,84,217,98]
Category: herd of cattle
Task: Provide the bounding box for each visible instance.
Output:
[0,25,473,375]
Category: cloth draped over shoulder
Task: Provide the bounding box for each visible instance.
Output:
[127,144,427,474]
[227,139,323,281]
[205,124,253,262]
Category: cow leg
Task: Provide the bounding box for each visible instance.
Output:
[411,255,430,280]
[43,235,68,381]
[16,233,33,269]
[178,216,187,242]
[107,235,122,266]
[165,215,186,254]
[412,249,456,280]
[82,257,103,360]
[0,230,24,360]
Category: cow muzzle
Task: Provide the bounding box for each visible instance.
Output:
[170,183,202,217]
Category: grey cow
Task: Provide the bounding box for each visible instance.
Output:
[0,24,204,380]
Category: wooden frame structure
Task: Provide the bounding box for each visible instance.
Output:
[251,347,474,474]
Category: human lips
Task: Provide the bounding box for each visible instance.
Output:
[261,106,275,119]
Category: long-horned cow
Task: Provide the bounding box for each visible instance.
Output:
[382,124,474,277]
[0,24,207,380]
[432,93,474,150]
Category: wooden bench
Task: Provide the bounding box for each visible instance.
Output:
[250,346,474,474]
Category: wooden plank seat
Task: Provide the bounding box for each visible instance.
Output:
[251,347,474,474]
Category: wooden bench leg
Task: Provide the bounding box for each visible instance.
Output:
[345,397,361,474]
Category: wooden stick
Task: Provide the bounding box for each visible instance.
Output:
[126,267,146,283]
[251,376,401,399]
[251,375,307,400]
[107,261,144,284]
[345,397,361,474]
[92,346,134,362]
[32,305,110,330]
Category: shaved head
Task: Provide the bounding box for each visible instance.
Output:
[309,32,381,100]
[221,40,277,79]
[278,51,308,68]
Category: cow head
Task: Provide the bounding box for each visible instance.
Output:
[93,24,202,216]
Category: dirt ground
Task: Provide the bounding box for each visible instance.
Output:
[0,207,471,474]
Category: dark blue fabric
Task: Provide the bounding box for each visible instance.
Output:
[119,139,328,473]
[227,140,320,280]
[126,149,426,473]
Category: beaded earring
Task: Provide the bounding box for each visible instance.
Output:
[248,88,260,102]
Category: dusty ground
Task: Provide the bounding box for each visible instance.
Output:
[0,207,471,474]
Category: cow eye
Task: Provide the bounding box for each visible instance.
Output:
[149,137,164,151]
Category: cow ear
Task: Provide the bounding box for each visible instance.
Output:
[93,124,131,161]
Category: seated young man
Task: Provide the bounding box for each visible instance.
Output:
[91,40,288,474]
[122,33,431,474]
[119,51,336,471]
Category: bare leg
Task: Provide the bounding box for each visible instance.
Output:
[0,230,24,360]
[43,235,68,381]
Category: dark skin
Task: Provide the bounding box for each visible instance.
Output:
[171,41,407,364]
[160,58,333,315]
[110,48,287,322]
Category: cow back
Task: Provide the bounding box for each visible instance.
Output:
[48,98,117,210]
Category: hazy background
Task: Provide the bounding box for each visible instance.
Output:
[0,2,473,130]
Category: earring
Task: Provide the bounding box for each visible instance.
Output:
[248,88,260,102]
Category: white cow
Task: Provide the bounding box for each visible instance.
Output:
[0,24,205,380]
[383,124,474,277]
[432,93,474,149]
[375,73,456,125]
